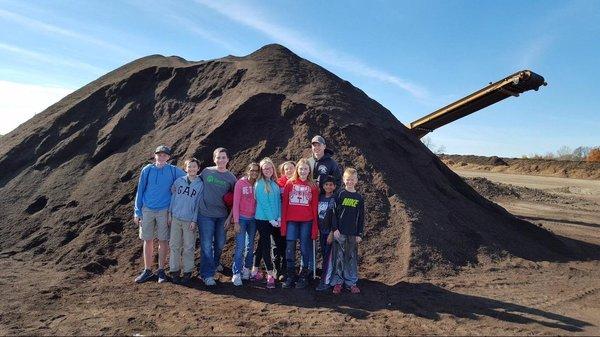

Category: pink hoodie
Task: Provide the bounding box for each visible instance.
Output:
[232,177,256,223]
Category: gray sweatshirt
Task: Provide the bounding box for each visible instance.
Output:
[169,176,204,222]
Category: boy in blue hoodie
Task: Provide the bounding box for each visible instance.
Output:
[133,145,185,284]
[168,158,203,285]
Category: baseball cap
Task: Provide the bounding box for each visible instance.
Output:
[154,145,171,155]
[311,135,326,145]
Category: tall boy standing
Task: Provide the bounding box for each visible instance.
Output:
[133,145,186,283]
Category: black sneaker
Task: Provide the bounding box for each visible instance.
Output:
[295,276,307,289]
[134,269,153,283]
[282,275,295,289]
[181,272,192,286]
[316,281,330,291]
[171,271,181,284]
[157,269,168,283]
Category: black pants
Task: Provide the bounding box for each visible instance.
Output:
[253,220,274,271]
[271,226,286,276]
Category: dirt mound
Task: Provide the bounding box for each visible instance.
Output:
[441,155,600,180]
[0,44,584,283]
[463,177,596,207]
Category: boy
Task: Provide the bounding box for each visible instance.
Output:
[133,145,186,284]
[315,175,336,291]
[329,168,364,294]
[168,158,203,285]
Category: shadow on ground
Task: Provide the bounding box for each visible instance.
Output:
[181,278,592,333]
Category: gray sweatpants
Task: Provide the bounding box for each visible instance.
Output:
[329,234,359,287]
[169,217,196,273]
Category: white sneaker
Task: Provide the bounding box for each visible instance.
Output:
[232,274,243,286]
[242,267,250,280]
[204,277,216,286]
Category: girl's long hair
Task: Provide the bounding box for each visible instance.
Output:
[278,161,296,177]
[290,158,316,187]
[245,162,259,182]
[257,157,278,193]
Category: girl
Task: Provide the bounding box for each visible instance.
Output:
[168,158,203,285]
[252,157,281,289]
[273,160,295,279]
[197,147,237,286]
[277,161,296,192]
[231,162,259,286]
[280,158,319,289]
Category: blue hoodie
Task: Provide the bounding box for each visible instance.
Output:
[134,163,186,218]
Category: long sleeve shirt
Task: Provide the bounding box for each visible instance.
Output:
[281,178,319,240]
[232,177,256,223]
[332,189,365,237]
[169,176,204,222]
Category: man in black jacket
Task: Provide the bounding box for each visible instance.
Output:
[307,135,342,283]
[308,135,342,194]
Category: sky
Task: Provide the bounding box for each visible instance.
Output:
[0,0,599,157]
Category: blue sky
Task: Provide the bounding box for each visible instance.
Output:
[1,0,598,157]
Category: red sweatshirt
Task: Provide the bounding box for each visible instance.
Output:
[281,178,319,240]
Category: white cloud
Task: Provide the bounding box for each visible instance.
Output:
[194,0,430,101]
[166,14,242,53]
[0,8,134,58]
[0,42,105,74]
[0,80,74,134]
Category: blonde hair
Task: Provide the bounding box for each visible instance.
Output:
[291,158,316,187]
[343,167,358,179]
[257,157,278,192]
[279,161,296,176]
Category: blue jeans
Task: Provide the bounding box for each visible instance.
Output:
[197,215,226,279]
[285,221,312,275]
[232,217,256,275]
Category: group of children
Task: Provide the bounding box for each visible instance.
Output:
[133,137,365,294]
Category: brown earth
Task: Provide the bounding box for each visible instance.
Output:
[440,154,600,180]
[0,44,598,335]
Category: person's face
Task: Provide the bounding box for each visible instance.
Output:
[323,181,336,194]
[248,165,260,180]
[261,163,274,179]
[155,152,170,164]
[298,164,310,180]
[343,174,358,190]
[186,161,199,176]
[283,163,295,178]
[214,151,229,168]
[311,142,325,158]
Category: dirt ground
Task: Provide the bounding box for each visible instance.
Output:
[1,169,598,336]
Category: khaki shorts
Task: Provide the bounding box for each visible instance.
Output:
[139,207,169,241]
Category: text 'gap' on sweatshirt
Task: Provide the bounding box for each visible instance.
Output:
[232,176,256,223]
[134,163,186,218]
[281,178,319,239]
[169,175,204,222]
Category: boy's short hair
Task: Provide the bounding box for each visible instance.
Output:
[343,167,358,178]
[322,175,336,185]
[213,147,229,159]
[185,158,200,167]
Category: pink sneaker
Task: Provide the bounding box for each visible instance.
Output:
[251,271,264,282]
[332,284,342,294]
[266,275,276,289]
[350,285,361,294]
